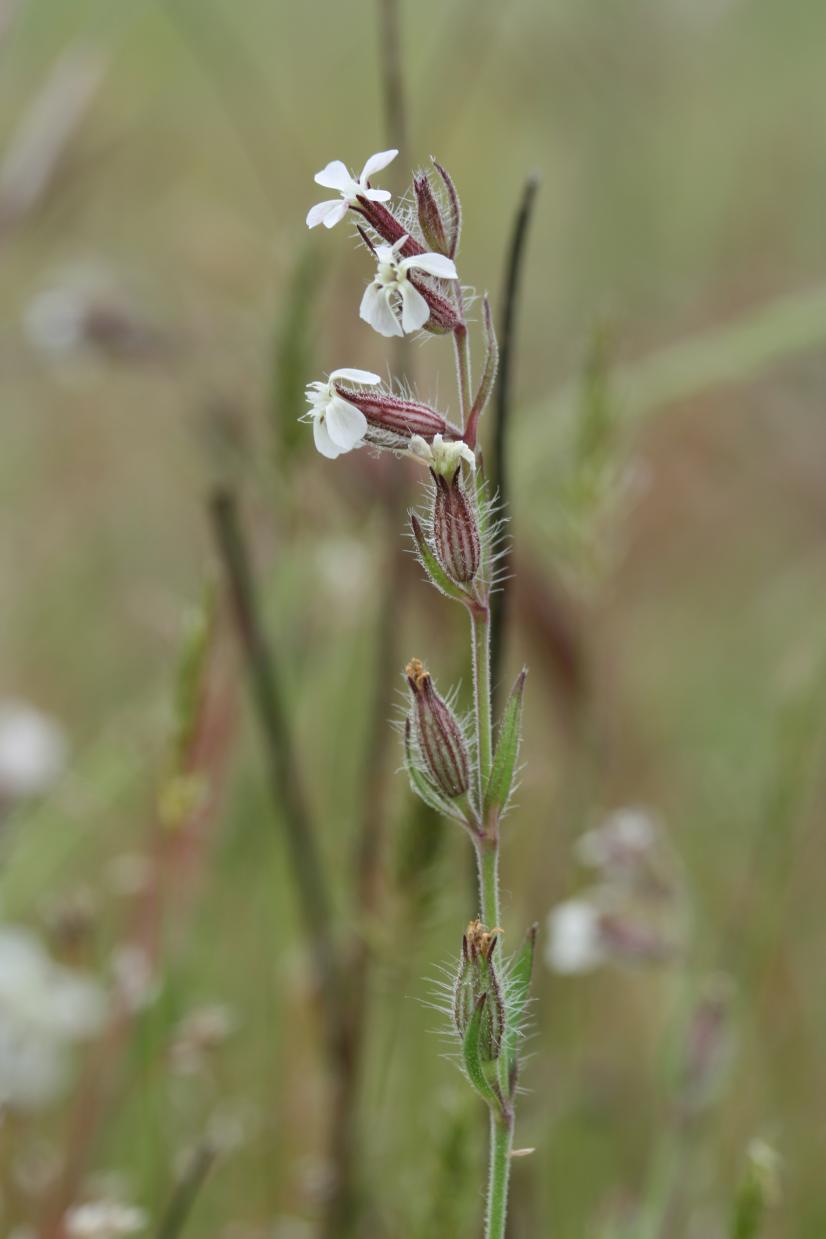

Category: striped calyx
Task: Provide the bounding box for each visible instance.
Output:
[433,472,480,585]
[454,919,505,1061]
[406,658,470,800]
[333,384,449,441]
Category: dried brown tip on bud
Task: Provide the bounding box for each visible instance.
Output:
[405,657,429,691]
[433,472,481,585]
[407,661,470,799]
[465,918,502,960]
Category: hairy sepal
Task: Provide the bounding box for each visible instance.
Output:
[503,923,537,1087]
[403,717,457,818]
[462,993,498,1106]
[410,512,471,604]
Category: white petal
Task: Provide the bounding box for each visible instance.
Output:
[330,368,382,385]
[360,149,398,181]
[306,199,341,228]
[402,252,458,279]
[399,281,430,333]
[322,201,349,229]
[361,188,392,203]
[313,417,343,459]
[314,160,356,193]
[360,282,402,338]
[326,398,367,450]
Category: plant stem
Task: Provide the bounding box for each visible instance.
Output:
[454,323,472,426]
[486,1109,515,1239]
[477,838,500,929]
[471,607,494,798]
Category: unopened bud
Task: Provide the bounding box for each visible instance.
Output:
[413,172,449,255]
[409,274,461,335]
[406,658,470,799]
[333,382,451,442]
[433,472,480,585]
[454,919,504,1061]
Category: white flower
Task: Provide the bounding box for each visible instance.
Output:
[306,149,398,229]
[544,899,604,975]
[408,433,475,476]
[0,698,66,801]
[359,236,458,337]
[65,1199,147,1238]
[576,807,657,870]
[302,368,380,460]
[0,924,105,1110]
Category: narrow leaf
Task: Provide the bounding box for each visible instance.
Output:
[410,512,469,603]
[464,296,499,448]
[485,668,527,815]
[462,993,497,1104]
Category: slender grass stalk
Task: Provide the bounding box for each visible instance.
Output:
[490,174,539,715]
[208,488,341,1048]
[155,1143,216,1239]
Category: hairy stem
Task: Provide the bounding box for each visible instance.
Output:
[471,606,494,809]
[486,1109,515,1239]
[454,322,472,427]
[477,838,500,929]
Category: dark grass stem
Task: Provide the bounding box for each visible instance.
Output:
[155,1143,217,1239]
[490,175,539,715]
[208,488,341,1047]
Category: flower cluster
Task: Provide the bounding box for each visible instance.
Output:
[0,923,105,1111]
[302,148,485,471]
[545,807,686,975]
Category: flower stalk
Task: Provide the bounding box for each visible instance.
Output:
[304,147,535,1239]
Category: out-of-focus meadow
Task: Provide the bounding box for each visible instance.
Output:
[2,0,826,1235]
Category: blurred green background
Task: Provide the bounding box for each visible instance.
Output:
[2,0,826,1235]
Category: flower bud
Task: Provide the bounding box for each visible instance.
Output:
[413,172,449,255]
[408,274,461,335]
[454,919,504,1061]
[406,658,470,799]
[433,472,480,585]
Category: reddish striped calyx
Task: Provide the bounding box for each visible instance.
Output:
[333,384,449,441]
[406,658,470,800]
[433,472,481,586]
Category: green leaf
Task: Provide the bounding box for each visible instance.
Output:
[410,513,469,603]
[462,993,497,1105]
[504,923,537,1078]
[485,669,527,815]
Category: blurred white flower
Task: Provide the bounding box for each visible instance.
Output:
[576,806,657,871]
[306,149,397,229]
[111,945,159,1013]
[302,368,380,459]
[65,1199,147,1238]
[545,899,604,975]
[0,925,105,1110]
[408,433,475,475]
[169,1003,237,1075]
[359,236,458,337]
[0,698,66,801]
